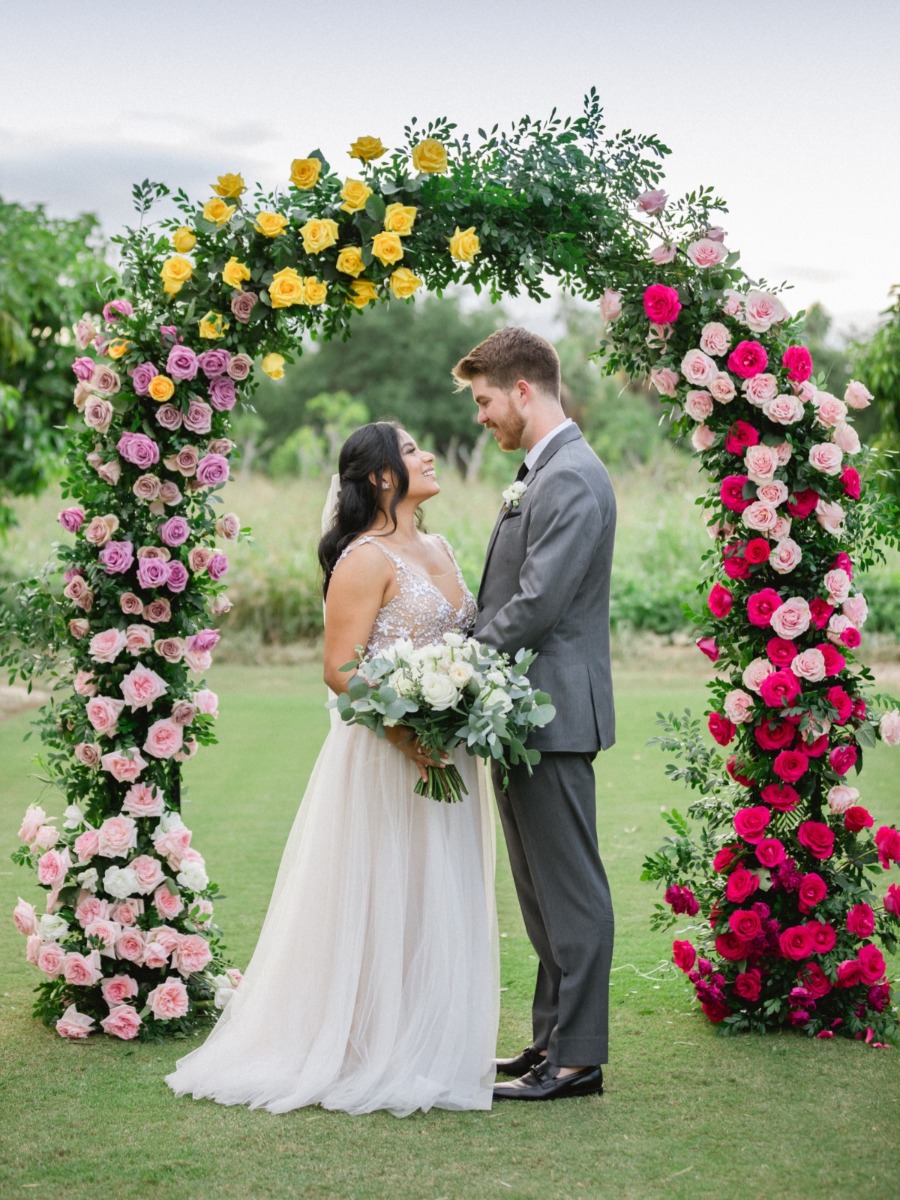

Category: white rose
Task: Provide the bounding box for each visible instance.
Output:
[157,811,185,833]
[177,861,210,893]
[63,805,86,830]
[827,785,860,814]
[421,671,459,711]
[103,865,139,899]
[39,913,70,941]
[442,631,465,648]
[448,662,475,688]
[387,669,415,697]
[76,868,99,892]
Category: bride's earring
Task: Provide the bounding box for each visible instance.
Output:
[381,481,390,490]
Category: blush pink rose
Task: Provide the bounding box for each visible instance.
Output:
[144,599,172,624]
[37,848,71,888]
[637,188,667,214]
[100,748,148,783]
[111,898,143,925]
[38,942,68,978]
[824,568,851,605]
[708,373,736,403]
[743,291,787,332]
[101,1004,143,1040]
[147,976,190,1020]
[742,657,775,693]
[129,854,167,895]
[74,670,97,697]
[101,974,139,1006]
[116,929,146,963]
[194,688,219,716]
[744,445,778,484]
[172,933,213,977]
[63,949,103,987]
[98,815,138,858]
[89,628,127,664]
[121,663,169,711]
[18,805,47,844]
[691,424,716,452]
[599,288,622,321]
[723,689,755,724]
[814,393,848,428]
[86,695,126,736]
[742,501,779,532]
[757,481,788,506]
[808,443,843,476]
[763,393,804,425]
[699,322,731,357]
[770,597,812,640]
[13,897,39,936]
[143,719,184,760]
[73,828,100,862]
[742,373,778,406]
[844,380,872,409]
[791,649,826,683]
[154,884,185,921]
[680,349,717,386]
[149,925,183,954]
[121,782,166,818]
[833,422,861,455]
[879,710,900,745]
[83,918,121,955]
[769,539,802,575]
[686,238,727,268]
[56,1005,96,1039]
[684,391,714,423]
[143,940,171,969]
[125,623,154,655]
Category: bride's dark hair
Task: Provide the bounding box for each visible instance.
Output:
[318,421,410,596]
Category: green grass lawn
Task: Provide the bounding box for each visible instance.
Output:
[1,660,899,1200]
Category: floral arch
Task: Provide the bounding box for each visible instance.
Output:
[11,92,900,1044]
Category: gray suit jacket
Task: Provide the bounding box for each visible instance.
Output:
[474,425,616,753]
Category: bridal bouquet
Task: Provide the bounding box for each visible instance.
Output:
[334,633,555,801]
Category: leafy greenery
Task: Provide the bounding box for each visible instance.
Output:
[852,285,900,496]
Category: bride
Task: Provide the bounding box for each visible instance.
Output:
[166,422,499,1116]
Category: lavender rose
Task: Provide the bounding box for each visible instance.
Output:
[196,453,230,487]
[159,516,190,547]
[166,345,199,382]
[117,432,160,469]
[197,348,232,378]
[184,399,213,434]
[230,291,258,323]
[99,540,135,575]
[207,551,229,581]
[166,561,190,593]
[58,507,85,533]
[84,397,114,432]
[137,558,169,589]
[131,362,158,395]
[154,403,183,431]
[208,376,236,412]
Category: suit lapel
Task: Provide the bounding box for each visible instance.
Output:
[477,426,585,601]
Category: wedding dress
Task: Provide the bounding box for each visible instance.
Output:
[166,535,499,1116]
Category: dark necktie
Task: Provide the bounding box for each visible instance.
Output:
[514,460,529,483]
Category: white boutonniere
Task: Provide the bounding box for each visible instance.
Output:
[502,481,527,510]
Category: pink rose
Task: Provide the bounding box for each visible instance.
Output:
[154,636,185,663]
[791,649,826,683]
[58,506,86,533]
[833,422,861,455]
[681,348,717,387]
[643,284,681,324]
[64,949,103,987]
[844,380,872,409]
[86,695,125,736]
[599,289,622,321]
[154,885,185,921]
[691,424,716,452]
[172,933,213,977]
[768,539,802,576]
[709,373,736,403]
[143,719,184,760]
[770,597,811,641]
[194,688,219,716]
[814,393,848,428]
[727,341,768,379]
[120,663,169,712]
[99,540,135,576]
[723,689,755,724]
[686,238,727,268]
[120,593,144,616]
[808,443,843,476]
[743,445,778,485]
[37,848,71,888]
[649,367,679,397]
[699,322,731,357]
[143,940,171,970]
[144,599,172,624]
[649,242,676,265]
[13,896,39,936]
[743,291,786,333]
[842,594,868,628]
[227,352,252,380]
[101,1004,143,1040]
[73,827,101,862]
[166,345,199,382]
[117,432,160,469]
[74,669,97,697]
[56,1005,96,1039]
[742,501,779,533]
[125,623,154,655]
[89,628,127,664]
[116,929,146,962]
[757,481,787,506]
[131,361,158,395]
[98,815,138,858]
[742,657,775,694]
[742,373,778,406]
[637,188,667,214]
[762,393,804,425]
[103,298,133,322]
[147,976,190,1020]
[207,552,229,581]
[684,390,714,422]
[129,854,167,895]
[100,748,148,783]
[18,805,47,843]
[122,782,166,817]
[101,975,139,1008]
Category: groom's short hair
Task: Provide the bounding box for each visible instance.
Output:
[452,327,560,398]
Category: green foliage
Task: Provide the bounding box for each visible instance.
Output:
[852,285,900,495]
[0,199,113,533]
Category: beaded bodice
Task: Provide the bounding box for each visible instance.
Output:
[334,534,476,656]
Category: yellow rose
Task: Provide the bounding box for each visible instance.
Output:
[335,246,366,277]
[148,374,175,402]
[254,211,289,238]
[171,227,196,253]
[302,277,328,306]
[202,197,237,227]
[340,178,373,213]
[371,232,404,266]
[160,255,193,296]
[449,226,481,263]
[411,138,448,174]
[349,136,386,162]
[289,157,322,189]
[384,203,417,237]
[223,257,252,290]
[261,353,285,380]
[107,339,130,360]
[269,267,305,308]
[389,269,423,300]
[346,280,379,309]
[199,311,228,340]
[300,218,339,255]
[212,172,245,199]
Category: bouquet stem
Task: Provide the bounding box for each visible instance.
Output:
[415,764,468,803]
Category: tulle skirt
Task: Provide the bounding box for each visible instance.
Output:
[165,715,499,1117]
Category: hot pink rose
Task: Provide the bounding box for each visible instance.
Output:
[846,903,875,939]
[829,745,858,776]
[147,976,190,1020]
[727,341,768,379]
[708,582,733,619]
[779,925,813,961]
[773,749,809,782]
[759,670,801,709]
[797,821,834,861]
[101,1004,143,1040]
[643,284,681,324]
[56,1005,96,1039]
[720,475,752,514]
[747,588,783,627]
[782,345,812,383]
[734,806,770,844]
[143,718,184,760]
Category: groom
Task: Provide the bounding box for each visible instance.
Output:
[452,327,616,1102]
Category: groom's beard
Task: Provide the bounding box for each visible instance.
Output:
[490,408,526,452]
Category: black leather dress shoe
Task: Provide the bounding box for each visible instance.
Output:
[494,1045,546,1078]
[493,1061,604,1101]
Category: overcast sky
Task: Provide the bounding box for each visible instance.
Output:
[2,0,898,337]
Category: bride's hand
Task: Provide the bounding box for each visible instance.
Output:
[384,726,448,782]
